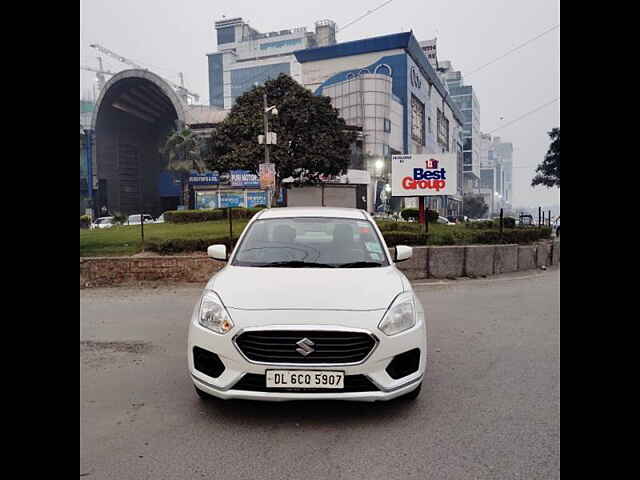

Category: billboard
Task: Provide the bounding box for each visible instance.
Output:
[188,171,219,185]
[391,154,457,197]
[259,163,276,190]
[230,170,260,188]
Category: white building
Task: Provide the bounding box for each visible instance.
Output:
[207,17,337,109]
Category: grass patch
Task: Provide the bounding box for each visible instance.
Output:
[80,220,249,257]
[80,218,551,257]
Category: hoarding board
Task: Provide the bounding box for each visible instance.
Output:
[391,154,457,197]
[188,171,219,185]
[259,163,276,190]
[219,191,245,208]
[230,170,260,188]
[195,191,219,209]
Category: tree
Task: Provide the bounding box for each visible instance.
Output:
[160,123,207,207]
[463,194,489,218]
[532,127,560,188]
[205,74,356,200]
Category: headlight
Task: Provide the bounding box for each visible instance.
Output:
[198,290,234,334]
[378,292,416,336]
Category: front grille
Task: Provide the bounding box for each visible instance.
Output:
[235,330,376,364]
[233,373,379,393]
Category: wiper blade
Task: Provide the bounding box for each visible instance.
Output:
[337,261,383,268]
[262,261,335,268]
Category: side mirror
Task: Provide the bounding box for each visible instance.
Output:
[207,244,228,262]
[395,245,413,263]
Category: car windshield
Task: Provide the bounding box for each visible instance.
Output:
[232,217,389,268]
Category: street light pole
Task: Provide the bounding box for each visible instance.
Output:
[263,92,272,208]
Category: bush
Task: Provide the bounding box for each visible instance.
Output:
[400,208,439,223]
[146,236,234,255]
[400,208,419,222]
[164,207,266,224]
[111,212,127,225]
[80,215,91,229]
[503,217,516,229]
[381,231,429,247]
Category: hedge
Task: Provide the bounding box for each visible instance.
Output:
[400,208,439,223]
[80,215,91,229]
[146,236,235,255]
[164,207,265,224]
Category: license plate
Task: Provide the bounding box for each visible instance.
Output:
[266,370,344,389]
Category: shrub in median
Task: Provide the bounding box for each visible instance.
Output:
[146,236,234,254]
[164,207,265,224]
[80,215,91,229]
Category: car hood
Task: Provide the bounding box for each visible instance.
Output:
[208,266,405,311]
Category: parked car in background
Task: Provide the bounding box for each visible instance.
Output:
[90,217,115,229]
[437,216,455,225]
[155,213,166,224]
[127,214,154,225]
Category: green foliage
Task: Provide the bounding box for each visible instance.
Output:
[400,208,439,223]
[503,217,516,229]
[80,215,91,229]
[205,74,357,187]
[532,127,560,188]
[164,207,265,224]
[463,194,489,218]
[147,236,234,255]
[400,208,419,221]
[111,212,127,224]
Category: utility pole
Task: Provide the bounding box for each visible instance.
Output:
[263,92,271,208]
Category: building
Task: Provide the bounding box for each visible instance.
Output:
[80,100,95,215]
[207,17,337,109]
[419,38,438,69]
[434,60,481,195]
[478,134,514,217]
[294,32,465,216]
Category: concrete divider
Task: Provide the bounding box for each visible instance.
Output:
[517,245,537,271]
[393,246,428,280]
[80,242,559,288]
[428,246,465,278]
[464,245,495,277]
[551,241,560,265]
[80,256,224,288]
[537,243,552,267]
[494,245,518,274]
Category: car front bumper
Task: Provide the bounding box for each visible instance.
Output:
[187,307,427,402]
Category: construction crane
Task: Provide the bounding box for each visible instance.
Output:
[88,43,200,104]
[80,57,114,91]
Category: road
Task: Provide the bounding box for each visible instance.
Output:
[80,268,560,480]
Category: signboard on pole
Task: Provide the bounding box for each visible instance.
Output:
[391,154,457,197]
[259,163,276,190]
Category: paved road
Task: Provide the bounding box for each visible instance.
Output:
[80,268,560,480]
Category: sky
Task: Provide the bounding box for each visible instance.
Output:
[80,0,560,209]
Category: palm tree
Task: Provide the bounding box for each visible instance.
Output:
[160,123,207,208]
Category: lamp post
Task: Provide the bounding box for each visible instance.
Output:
[262,92,278,208]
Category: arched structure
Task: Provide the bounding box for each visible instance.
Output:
[92,69,187,216]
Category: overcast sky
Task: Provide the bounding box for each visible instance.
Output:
[80,0,559,208]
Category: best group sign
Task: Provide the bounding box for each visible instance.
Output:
[391,154,457,197]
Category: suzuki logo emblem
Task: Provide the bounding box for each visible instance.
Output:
[296,338,315,356]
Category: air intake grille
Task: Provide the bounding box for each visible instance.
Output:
[235,330,376,364]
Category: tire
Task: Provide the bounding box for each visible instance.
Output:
[400,382,422,401]
[194,385,213,400]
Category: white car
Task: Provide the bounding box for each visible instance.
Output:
[90,217,115,229]
[437,216,455,225]
[127,214,154,225]
[188,207,427,402]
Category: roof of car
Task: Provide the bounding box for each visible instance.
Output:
[256,207,368,220]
